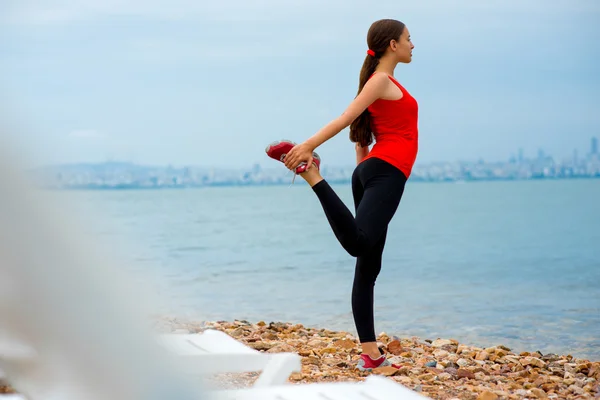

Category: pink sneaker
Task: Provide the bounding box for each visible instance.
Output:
[356,354,401,372]
[265,140,321,174]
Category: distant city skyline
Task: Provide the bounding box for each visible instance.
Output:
[36,136,600,169]
[32,135,599,190]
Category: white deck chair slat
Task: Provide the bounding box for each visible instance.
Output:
[211,375,425,400]
[155,330,301,386]
[156,330,257,355]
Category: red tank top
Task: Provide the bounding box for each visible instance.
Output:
[361,74,419,178]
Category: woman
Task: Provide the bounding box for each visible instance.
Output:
[265,18,417,371]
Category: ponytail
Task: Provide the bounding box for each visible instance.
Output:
[349,54,380,148]
[350,19,406,148]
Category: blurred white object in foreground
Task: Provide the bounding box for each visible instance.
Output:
[0,134,206,399]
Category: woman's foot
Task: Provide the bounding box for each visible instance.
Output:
[265,140,322,184]
[356,353,401,372]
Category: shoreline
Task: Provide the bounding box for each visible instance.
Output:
[156,318,599,399]
[3,318,598,399]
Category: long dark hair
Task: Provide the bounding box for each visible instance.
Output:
[349,19,406,148]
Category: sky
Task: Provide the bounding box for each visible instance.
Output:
[1,0,599,169]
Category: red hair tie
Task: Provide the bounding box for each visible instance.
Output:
[367,49,375,57]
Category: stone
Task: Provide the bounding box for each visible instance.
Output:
[476,391,498,400]
[334,338,356,350]
[457,358,470,367]
[438,372,453,381]
[307,339,327,348]
[434,349,449,358]
[431,339,453,348]
[457,369,476,379]
[248,341,273,351]
[386,340,403,355]
[521,357,547,368]
[267,343,296,353]
[373,366,400,376]
[261,332,278,340]
[446,361,460,369]
[530,388,548,398]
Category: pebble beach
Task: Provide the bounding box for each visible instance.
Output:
[2,318,598,399]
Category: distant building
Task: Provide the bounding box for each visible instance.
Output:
[592,137,598,155]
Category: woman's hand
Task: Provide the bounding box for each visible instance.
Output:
[355,142,369,165]
[284,141,316,171]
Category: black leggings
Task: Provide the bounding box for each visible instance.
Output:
[312,157,407,343]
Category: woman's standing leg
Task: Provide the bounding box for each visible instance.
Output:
[348,160,397,361]
[352,228,387,359]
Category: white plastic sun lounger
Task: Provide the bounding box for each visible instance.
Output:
[1,330,301,390]
[155,330,301,387]
[209,375,426,400]
[0,376,425,400]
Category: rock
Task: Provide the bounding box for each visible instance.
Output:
[504,355,521,364]
[569,385,585,395]
[307,339,327,348]
[393,376,413,385]
[417,373,436,381]
[476,351,490,361]
[541,353,560,362]
[248,341,273,351]
[576,362,591,374]
[261,332,278,340]
[457,344,470,354]
[334,338,356,350]
[425,361,437,367]
[457,358,470,367]
[438,372,453,381]
[388,355,410,365]
[457,369,476,379]
[387,340,403,355]
[431,339,453,348]
[521,357,547,368]
[317,347,337,355]
[495,349,509,357]
[445,361,460,369]
[530,388,548,398]
[476,391,498,400]
[298,348,312,357]
[267,343,296,353]
[433,349,449,358]
[373,366,399,376]
[269,322,288,332]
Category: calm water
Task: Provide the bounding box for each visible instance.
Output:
[54,179,599,360]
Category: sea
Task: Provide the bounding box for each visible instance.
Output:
[51,179,600,360]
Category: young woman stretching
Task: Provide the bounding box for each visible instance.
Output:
[265,18,417,371]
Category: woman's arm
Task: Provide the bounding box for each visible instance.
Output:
[305,73,388,150]
[355,143,369,165]
[282,73,388,171]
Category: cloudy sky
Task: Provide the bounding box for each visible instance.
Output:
[1,0,598,169]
